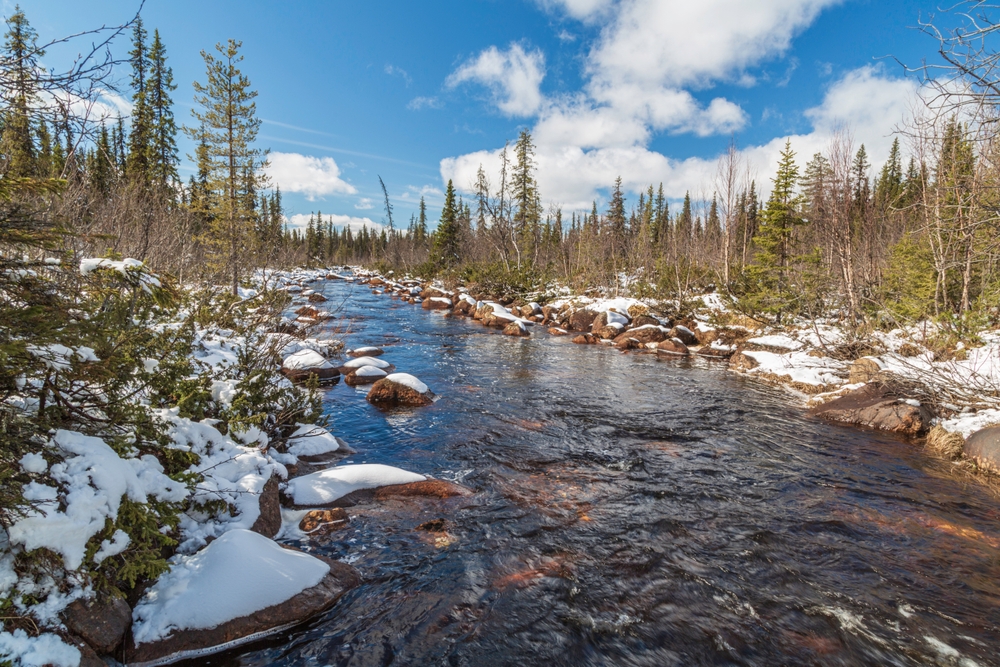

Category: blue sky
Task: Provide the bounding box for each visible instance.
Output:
[22,0,945,229]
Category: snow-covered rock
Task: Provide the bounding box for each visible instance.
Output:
[284,464,426,507]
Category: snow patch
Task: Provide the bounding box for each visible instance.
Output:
[284,464,425,506]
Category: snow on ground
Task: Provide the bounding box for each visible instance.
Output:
[384,373,428,394]
[284,464,426,506]
[0,630,80,667]
[746,334,804,351]
[937,409,1000,438]
[131,529,330,645]
[742,350,847,389]
[286,424,341,457]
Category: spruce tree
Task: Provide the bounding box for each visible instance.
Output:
[417,196,428,243]
[126,17,154,183]
[1,6,41,178]
[147,29,178,188]
[432,180,460,267]
[607,176,626,258]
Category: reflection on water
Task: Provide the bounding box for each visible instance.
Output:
[206,280,1000,666]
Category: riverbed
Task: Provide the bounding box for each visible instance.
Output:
[219,277,999,666]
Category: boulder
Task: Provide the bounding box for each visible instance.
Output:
[669,325,698,346]
[126,548,359,666]
[697,344,735,359]
[809,385,932,436]
[627,303,650,319]
[307,293,327,303]
[849,357,884,384]
[615,337,640,351]
[595,324,624,340]
[250,475,282,539]
[616,325,667,345]
[367,373,434,407]
[572,333,599,345]
[347,346,384,358]
[422,297,453,310]
[337,356,395,376]
[729,351,759,371]
[63,635,105,667]
[299,507,350,534]
[335,479,473,507]
[281,350,340,384]
[541,305,560,322]
[591,310,630,333]
[420,286,449,299]
[62,596,132,655]
[656,338,689,355]
[502,321,529,337]
[964,425,1000,473]
[695,328,719,346]
[630,314,661,328]
[344,366,387,386]
[294,305,320,318]
[548,327,570,336]
[568,309,597,332]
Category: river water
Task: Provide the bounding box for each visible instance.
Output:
[222,278,999,666]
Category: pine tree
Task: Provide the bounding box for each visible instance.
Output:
[512,128,540,265]
[607,176,626,258]
[678,192,693,242]
[432,180,460,267]
[126,17,154,183]
[743,140,804,323]
[147,29,178,188]
[185,40,268,295]
[1,6,42,178]
[417,196,428,243]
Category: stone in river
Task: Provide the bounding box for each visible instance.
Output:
[344,366,388,386]
[964,425,1000,473]
[299,508,350,534]
[657,338,690,355]
[503,321,530,337]
[347,346,384,358]
[568,308,597,331]
[809,384,932,436]
[367,373,434,407]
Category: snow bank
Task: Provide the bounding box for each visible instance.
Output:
[384,372,428,394]
[131,529,330,645]
[746,334,804,351]
[0,630,80,667]
[285,464,425,506]
[742,350,846,388]
[286,424,340,457]
[938,409,1000,438]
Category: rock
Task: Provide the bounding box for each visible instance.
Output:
[568,309,597,332]
[307,293,327,303]
[250,475,281,539]
[294,305,320,318]
[367,374,434,407]
[548,327,570,336]
[541,305,559,322]
[503,321,530,337]
[595,324,624,340]
[62,596,132,655]
[897,343,924,357]
[572,333,599,345]
[615,325,666,345]
[630,314,661,328]
[729,350,758,371]
[125,554,360,666]
[281,350,340,384]
[422,297,452,310]
[615,337,640,351]
[656,338,689,355]
[809,385,932,436]
[347,346,384,358]
[849,357,883,384]
[669,325,698,346]
[420,286,449,299]
[299,508,350,534]
[591,310,630,333]
[627,303,650,319]
[697,345,735,359]
[337,356,395,376]
[695,328,719,346]
[344,366,387,386]
[335,479,474,506]
[964,425,1000,473]
[63,635,105,667]
[454,298,476,315]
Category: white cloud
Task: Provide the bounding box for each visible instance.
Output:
[286,213,385,233]
[442,66,919,210]
[400,184,444,204]
[407,96,442,110]
[354,198,374,210]
[446,43,546,117]
[265,152,357,200]
[536,0,614,21]
[384,64,412,86]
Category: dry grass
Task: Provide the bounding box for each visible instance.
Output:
[925,425,965,459]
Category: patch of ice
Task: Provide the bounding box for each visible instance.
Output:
[131,530,330,645]
[285,464,426,506]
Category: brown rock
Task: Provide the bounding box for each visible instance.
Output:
[615,325,666,344]
[281,365,341,384]
[568,309,597,331]
[250,475,281,539]
[502,321,530,337]
[630,314,661,328]
[125,555,360,666]
[656,339,689,355]
[572,333,599,345]
[695,328,719,346]
[849,357,883,384]
[344,368,386,386]
[615,337,640,350]
[347,347,384,357]
[420,286,449,299]
[62,596,131,655]
[63,635,105,667]
[809,385,932,436]
[729,350,759,371]
[595,324,624,340]
[548,327,570,336]
[299,507,350,533]
[422,297,452,310]
[697,345,734,359]
[669,325,698,346]
[964,425,1000,473]
[368,277,385,286]
[307,293,327,303]
[367,377,434,407]
[294,305,320,318]
[337,361,395,376]
[541,305,559,322]
[454,299,476,315]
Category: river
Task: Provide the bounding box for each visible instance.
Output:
[215,277,1000,666]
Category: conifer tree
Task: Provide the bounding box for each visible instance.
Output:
[147,29,178,188]
[1,6,42,178]
[432,180,460,267]
[607,176,626,258]
[126,17,153,183]
[185,39,268,295]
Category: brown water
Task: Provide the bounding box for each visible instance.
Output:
[210,278,1000,666]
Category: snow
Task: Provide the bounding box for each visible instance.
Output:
[131,529,330,646]
[286,424,340,456]
[342,356,391,370]
[349,346,381,356]
[430,297,452,306]
[284,464,426,506]
[6,430,180,570]
[93,529,130,564]
[282,349,335,371]
[0,630,80,667]
[19,453,47,474]
[353,366,387,378]
[79,257,143,276]
[938,409,1000,438]
[25,344,98,371]
[746,334,804,351]
[742,350,846,388]
[384,372,428,394]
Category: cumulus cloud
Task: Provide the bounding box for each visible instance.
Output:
[536,0,614,21]
[407,96,442,110]
[265,152,357,200]
[286,213,385,233]
[447,43,546,117]
[354,198,374,210]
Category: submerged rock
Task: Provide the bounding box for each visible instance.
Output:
[367,373,434,407]
[964,425,1000,473]
[809,385,932,436]
[572,333,598,345]
[299,507,350,534]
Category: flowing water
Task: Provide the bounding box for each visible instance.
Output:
[213,278,1000,666]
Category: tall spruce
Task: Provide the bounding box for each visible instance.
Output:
[126,17,153,183]
[147,29,178,187]
[1,6,42,178]
[433,180,461,267]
